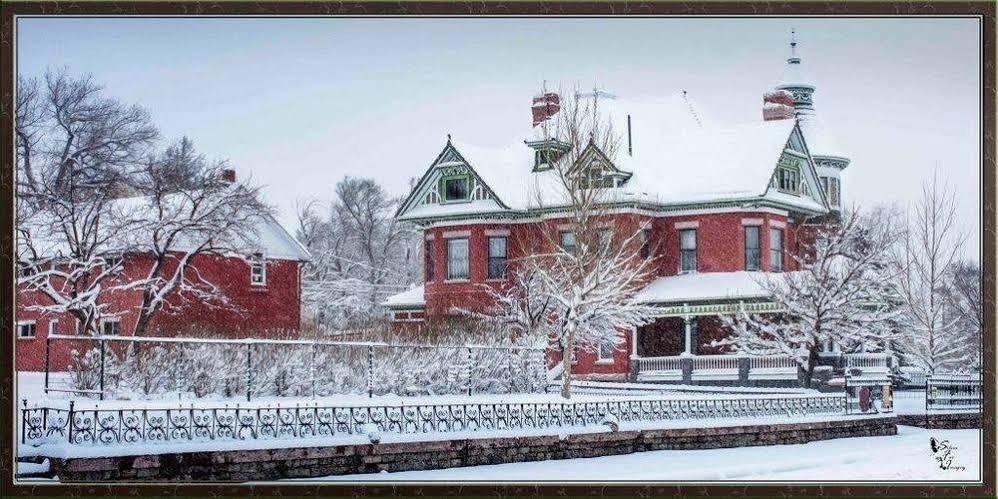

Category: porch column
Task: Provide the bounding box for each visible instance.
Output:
[630,326,638,358]
[682,306,692,355]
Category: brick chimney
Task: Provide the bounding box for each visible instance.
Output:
[221,168,236,183]
[762,90,796,121]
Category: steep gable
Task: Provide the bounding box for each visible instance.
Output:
[395,140,511,221]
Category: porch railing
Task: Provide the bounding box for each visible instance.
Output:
[635,354,800,383]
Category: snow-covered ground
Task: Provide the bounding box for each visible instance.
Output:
[314,425,980,482]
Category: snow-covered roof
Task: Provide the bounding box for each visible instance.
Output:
[19,191,311,262]
[397,92,830,221]
[383,285,425,309]
[633,271,776,304]
[797,116,849,162]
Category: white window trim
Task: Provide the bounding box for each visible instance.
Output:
[596,343,616,364]
[445,238,470,282]
[442,230,471,239]
[769,220,787,229]
[100,317,122,336]
[17,320,37,340]
[674,221,699,230]
[678,228,698,274]
[483,229,510,237]
[741,218,764,226]
[250,253,267,286]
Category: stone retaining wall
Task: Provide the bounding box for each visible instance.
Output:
[49,417,897,481]
[897,412,981,429]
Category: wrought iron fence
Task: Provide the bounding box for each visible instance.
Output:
[44,334,548,401]
[926,373,982,411]
[21,394,847,447]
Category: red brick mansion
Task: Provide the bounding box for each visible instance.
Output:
[384,35,874,384]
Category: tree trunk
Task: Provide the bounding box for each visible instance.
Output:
[803,346,819,388]
[560,326,576,399]
[132,293,154,337]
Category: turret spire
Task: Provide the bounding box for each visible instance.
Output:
[788,28,800,64]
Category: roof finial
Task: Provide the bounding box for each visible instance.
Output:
[446,133,452,143]
[788,28,800,65]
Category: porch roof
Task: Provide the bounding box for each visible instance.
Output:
[634,271,774,305]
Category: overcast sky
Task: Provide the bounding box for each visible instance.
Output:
[17,17,982,259]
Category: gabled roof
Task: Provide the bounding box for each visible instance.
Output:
[395,92,831,222]
[18,190,311,262]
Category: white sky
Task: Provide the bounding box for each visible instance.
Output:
[17,17,982,260]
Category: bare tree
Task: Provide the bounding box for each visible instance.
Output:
[892,175,971,373]
[942,260,982,370]
[118,138,272,336]
[715,207,902,387]
[297,177,419,331]
[16,70,158,334]
[473,90,660,398]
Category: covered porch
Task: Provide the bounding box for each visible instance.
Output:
[627,272,892,386]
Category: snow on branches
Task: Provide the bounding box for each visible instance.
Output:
[715,208,902,387]
[891,175,977,374]
[15,70,271,336]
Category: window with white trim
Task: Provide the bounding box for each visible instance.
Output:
[425,240,435,282]
[559,231,576,255]
[745,226,761,271]
[101,318,121,336]
[770,228,784,272]
[679,229,697,273]
[17,321,36,339]
[487,236,508,279]
[639,229,652,259]
[250,252,266,286]
[103,254,122,273]
[597,229,613,256]
[597,342,615,362]
[446,238,469,280]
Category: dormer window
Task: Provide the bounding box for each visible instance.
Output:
[441,175,470,202]
[777,163,800,194]
[534,149,564,171]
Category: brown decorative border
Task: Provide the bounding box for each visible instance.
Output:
[0,2,994,497]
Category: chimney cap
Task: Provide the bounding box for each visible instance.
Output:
[221,168,236,183]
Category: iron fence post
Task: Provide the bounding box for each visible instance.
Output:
[21,399,27,444]
[467,347,473,396]
[68,400,75,444]
[43,337,51,395]
[246,342,253,402]
[310,341,317,399]
[99,337,106,401]
[367,344,374,398]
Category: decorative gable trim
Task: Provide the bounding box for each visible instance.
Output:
[395,141,511,219]
[762,124,830,212]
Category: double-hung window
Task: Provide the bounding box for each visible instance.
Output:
[446,238,469,280]
[770,228,784,272]
[101,318,121,336]
[639,229,652,259]
[597,342,615,363]
[250,252,266,285]
[744,226,761,271]
[487,236,508,279]
[425,240,435,282]
[679,229,697,273]
[559,231,576,255]
[597,229,613,256]
[17,321,36,339]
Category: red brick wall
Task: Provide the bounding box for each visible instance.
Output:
[407,209,803,377]
[15,253,302,371]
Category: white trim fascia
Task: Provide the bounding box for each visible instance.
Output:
[420,205,792,229]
